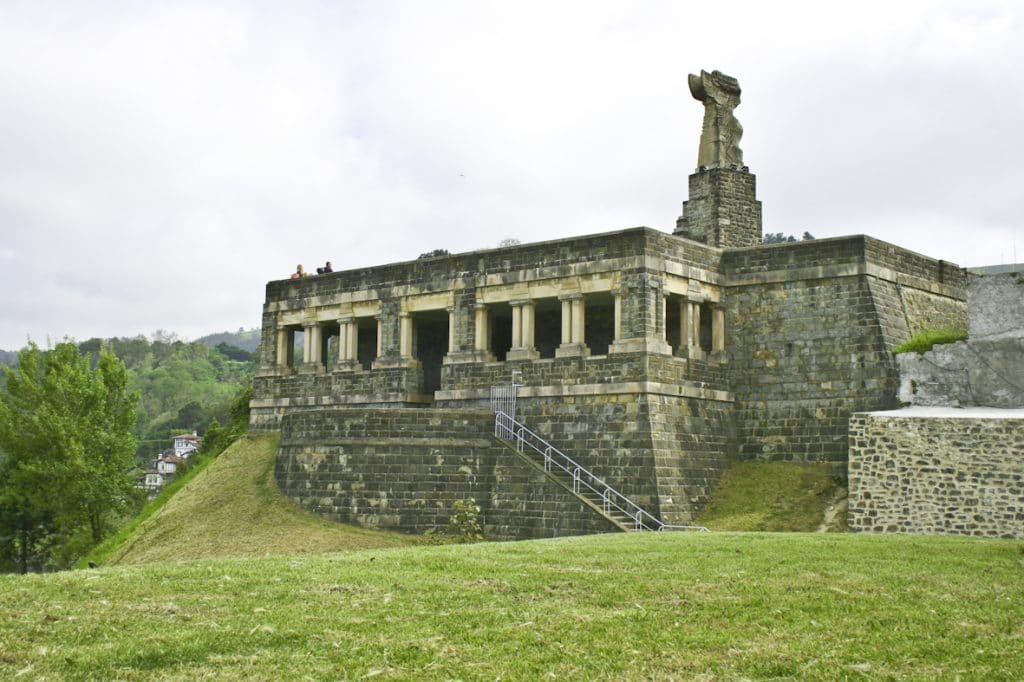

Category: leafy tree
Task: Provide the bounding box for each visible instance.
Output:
[763,232,815,244]
[418,249,450,259]
[0,342,138,570]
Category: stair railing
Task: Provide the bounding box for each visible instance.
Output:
[493,410,708,532]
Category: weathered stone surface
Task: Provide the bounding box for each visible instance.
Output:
[689,69,744,170]
[848,409,1024,538]
[897,272,1024,408]
[276,408,619,538]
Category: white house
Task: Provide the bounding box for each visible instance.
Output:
[172,431,201,457]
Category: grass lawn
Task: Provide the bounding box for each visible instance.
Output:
[99,433,421,566]
[2,532,1021,679]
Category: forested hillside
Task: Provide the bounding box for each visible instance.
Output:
[77,335,256,461]
[195,327,261,352]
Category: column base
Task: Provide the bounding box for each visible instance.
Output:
[506,347,540,361]
[372,356,421,370]
[555,343,590,358]
[297,362,327,375]
[332,360,362,372]
[609,338,673,355]
[256,365,296,378]
[443,350,496,364]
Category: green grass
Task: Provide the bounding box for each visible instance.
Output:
[94,433,421,567]
[80,444,230,568]
[696,460,846,531]
[893,327,968,354]
[2,533,1022,679]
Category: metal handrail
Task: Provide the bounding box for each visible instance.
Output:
[494,411,708,533]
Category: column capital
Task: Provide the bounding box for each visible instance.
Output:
[557,292,583,301]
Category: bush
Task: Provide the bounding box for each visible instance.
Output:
[426,498,484,544]
[893,328,968,354]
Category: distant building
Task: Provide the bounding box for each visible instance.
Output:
[137,433,202,497]
[172,431,201,457]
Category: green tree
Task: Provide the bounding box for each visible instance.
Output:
[0,342,138,571]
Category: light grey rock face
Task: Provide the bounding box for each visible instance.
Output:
[897,271,1024,408]
[689,69,744,170]
[969,272,1024,340]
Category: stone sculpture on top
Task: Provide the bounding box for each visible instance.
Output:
[689,69,744,170]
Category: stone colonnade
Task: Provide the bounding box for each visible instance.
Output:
[270,282,726,373]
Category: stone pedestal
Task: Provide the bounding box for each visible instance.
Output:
[674,167,762,248]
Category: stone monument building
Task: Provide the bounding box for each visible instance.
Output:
[251,71,966,538]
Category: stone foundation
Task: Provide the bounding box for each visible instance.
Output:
[275,408,618,539]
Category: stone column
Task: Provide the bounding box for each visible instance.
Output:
[276,328,290,368]
[300,322,326,373]
[511,304,522,349]
[609,273,672,355]
[712,306,725,352]
[474,304,489,351]
[447,307,456,354]
[678,299,689,355]
[376,316,383,357]
[661,293,669,341]
[399,312,413,359]
[508,299,540,361]
[335,317,359,371]
[556,294,589,358]
[613,290,622,342]
[688,302,704,358]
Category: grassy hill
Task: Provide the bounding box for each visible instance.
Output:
[2,532,1021,678]
[101,433,421,566]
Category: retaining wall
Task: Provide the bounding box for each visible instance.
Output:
[848,409,1024,538]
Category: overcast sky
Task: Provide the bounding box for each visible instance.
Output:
[1,1,1021,350]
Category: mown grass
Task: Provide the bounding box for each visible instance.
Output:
[96,433,421,566]
[696,461,846,531]
[893,327,968,354]
[80,443,230,568]
[1,533,1022,679]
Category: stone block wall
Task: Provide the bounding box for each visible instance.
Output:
[275,408,618,539]
[723,236,966,465]
[848,410,1024,538]
[674,168,762,248]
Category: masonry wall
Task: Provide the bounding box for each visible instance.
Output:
[723,236,966,466]
[275,408,618,539]
[848,412,1024,538]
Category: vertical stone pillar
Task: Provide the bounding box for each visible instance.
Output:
[678,299,689,355]
[276,328,290,368]
[447,307,456,354]
[609,274,673,355]
[399,312,413,359]
[687,302,704,358]
[661,293,669,341]
[376,316,383,358]
[300,322,326,373]
[466,303,496,362]
[335,317,359,371]
[474,304,489,351]
[613,290,622,342]
[712,306,726,352]
[511,305,523,349]
[508,300,540,361]
[560,298,572,345]
[556,294,589,358]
